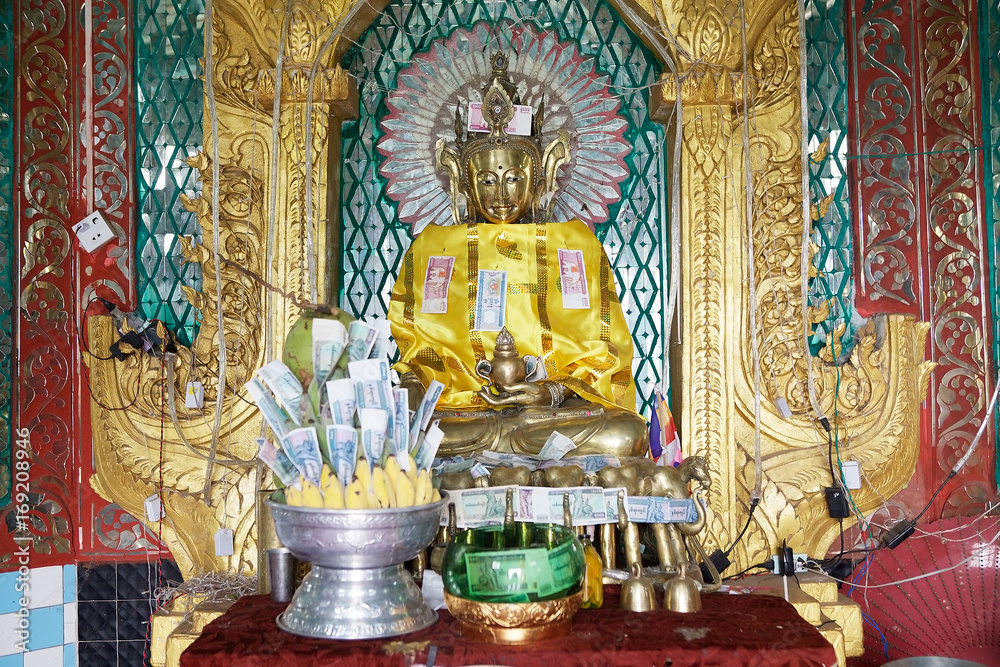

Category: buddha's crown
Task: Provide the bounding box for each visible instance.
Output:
[452,52,544,168]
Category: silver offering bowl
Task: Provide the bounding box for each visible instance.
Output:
[265,492,448,640]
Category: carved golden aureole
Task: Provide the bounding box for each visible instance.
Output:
[87,0,930,579]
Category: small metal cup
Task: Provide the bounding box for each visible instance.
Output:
[268,547,296,603]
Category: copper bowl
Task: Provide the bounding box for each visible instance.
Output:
[443,590,584,644]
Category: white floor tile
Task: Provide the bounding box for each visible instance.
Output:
[0,612,28,657]
[25,568,62,610]
[62,603,76,644]
[23,645,63,667]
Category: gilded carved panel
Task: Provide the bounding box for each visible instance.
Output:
[662,0,932,567]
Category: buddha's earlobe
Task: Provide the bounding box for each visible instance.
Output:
[436,138,466,225]
[539,130,571,220]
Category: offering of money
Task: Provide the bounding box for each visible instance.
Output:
[517,486,607,526]
[391,387,409,460]
[257,438,300,488]
[312,318,348,383]
[537,431,576,460]
[452,486,514,527]
[474,450,541,471]
[539,454,620,473]
[325,378,358,426]
[280,427,323,485]
[433,457,475,473]
[409,380,444,447]
[326,424,358,483]
[605,494,697,524]
[257,360,304,425]
[446,485,697,528]
[244,378,293,439]
[359,408,388,469]
[412,420,443,471]
[368,318,392,360]
[346,320,377,362]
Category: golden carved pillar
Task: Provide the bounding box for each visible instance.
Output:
[651,0,934,570]
[85,0,358,578]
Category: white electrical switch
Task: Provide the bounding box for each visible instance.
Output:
[72,211,116,253]
[774,397,793,419]
[144,494,163,522]
[215,528,234,557]
[842,460,862,489]
[185,381,205,408]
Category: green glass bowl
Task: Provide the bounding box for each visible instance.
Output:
[442,523,585,603]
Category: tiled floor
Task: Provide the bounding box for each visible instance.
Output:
[76,561,181,667]
[0,565,78,667]
[0,560,182,667]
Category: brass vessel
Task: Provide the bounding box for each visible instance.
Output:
[444,590,584,644]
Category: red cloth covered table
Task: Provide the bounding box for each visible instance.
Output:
[181,588,837,667]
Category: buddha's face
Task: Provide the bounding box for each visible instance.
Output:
[467,147,535,224]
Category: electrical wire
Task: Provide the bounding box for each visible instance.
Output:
[723,497,760,558]
[907,378,1000,525]
[862,610,891,661]
[77,296,116,361]
[723,561,772,581]
[812,523,1000,590]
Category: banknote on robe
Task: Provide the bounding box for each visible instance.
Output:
[473,269,507,332]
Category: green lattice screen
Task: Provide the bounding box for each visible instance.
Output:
[804,0,857,362]
[339,0,667,416]
[135,0,204,346]
[979,0,1000,487]
[0,1,13,507]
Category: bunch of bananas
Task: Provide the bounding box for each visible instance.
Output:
[283,454,441,510]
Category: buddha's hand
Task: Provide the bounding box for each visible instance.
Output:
[477,380,557,408]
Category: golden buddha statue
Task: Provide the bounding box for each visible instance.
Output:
[388,53,648,458]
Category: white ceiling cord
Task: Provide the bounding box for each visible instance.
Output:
[739,0,763,501]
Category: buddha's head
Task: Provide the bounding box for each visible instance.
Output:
[437,53,569,225]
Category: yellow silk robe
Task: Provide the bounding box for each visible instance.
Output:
[389,220,637,412]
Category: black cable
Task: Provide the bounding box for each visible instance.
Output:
[911,470,957,524]
[823,416,838,486]
[723,496,760,557]
[723,561,771,581]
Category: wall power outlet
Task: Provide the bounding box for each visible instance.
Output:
[72,211,116,253]
[771,553,809,574]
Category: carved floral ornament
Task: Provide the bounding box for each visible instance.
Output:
[84,0,931,577]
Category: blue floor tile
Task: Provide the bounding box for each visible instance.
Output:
[24,605,63,651]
